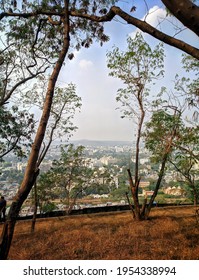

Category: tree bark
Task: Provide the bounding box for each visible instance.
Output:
[192,185,198,206]
[127,169,141,220]
[134,87,145,194]
[0,0,70,260]
[0,169,39,259]
[144,153,168,219]
[161,0,199,37]
[140,197,148,219]
[125,191,136,219]
[31,181,38,233]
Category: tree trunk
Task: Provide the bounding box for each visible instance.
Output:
[127,169,141,220]
[134,89,145,196]
[31,181,38,233]
[144,153,168,219]
[193,187,198,206]
[67,190,82,215]
[125,191,135,219]
[140,197,148,219]
[0,1,70,260]
[30,91,65,232]
[0,169,39,259]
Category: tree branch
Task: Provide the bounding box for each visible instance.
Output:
[161,0,199,37]
[1,5,199,60]
[0,66,49,106]
[0,136,20,159]
[71,6,199,60]
[112,6,199,60]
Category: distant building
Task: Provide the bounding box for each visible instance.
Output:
[17,162,26,171]
[100,156,117,166]
[143,190,154,197]
[115,146,124,153]
[140,158,149,165]
[40,161,52,172]
[92,158,103,167]
[139,181,150,188]
[163,186,186,196]
[91,194,109,199]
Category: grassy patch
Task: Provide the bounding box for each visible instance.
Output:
[1,206,199,260]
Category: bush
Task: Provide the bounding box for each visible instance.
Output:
[42,202,57,213]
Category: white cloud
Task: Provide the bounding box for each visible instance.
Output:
[79,59,93,69]
[144,5,167,27]
[129,6,167,38]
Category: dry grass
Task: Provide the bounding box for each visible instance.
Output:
[1,206,199,260]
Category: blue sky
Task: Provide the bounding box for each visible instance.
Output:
[58,0,199,141]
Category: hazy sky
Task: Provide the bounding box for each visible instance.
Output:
[58,0,198,142]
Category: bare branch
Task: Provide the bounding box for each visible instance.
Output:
[0,66,49,106]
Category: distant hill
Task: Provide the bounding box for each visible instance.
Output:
[70,139,133,147]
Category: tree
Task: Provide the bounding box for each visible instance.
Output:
[86,166,116,195]
[143,108,184,218]
[107,33,165,220]
[156,56,199,205]
[144,55,199,209]
[169,125,199,205]
[0,39,48,107]
[28,80,81,232]
[36,171,59,214]
[0,0,116,259]
[22,78,82,166]
[0,12,48,161]
[0,47,38,160]
[49,144,93,214]
[0,106,35,160]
